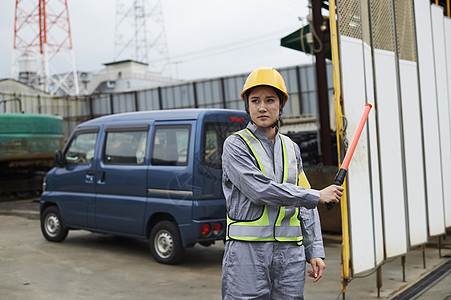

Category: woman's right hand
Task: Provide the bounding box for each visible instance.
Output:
[319,185,344,205]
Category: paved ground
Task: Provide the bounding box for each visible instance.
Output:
[0,199,450,299]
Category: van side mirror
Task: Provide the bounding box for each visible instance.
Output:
[54,150,66,168]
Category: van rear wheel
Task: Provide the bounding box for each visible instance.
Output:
[41,206,68,242]
[150,221,184,264]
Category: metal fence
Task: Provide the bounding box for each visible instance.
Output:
[0,63,334,138]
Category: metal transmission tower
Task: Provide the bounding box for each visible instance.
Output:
[114,0,170,75]
[12,0,79,95]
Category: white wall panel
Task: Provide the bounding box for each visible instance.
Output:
[413,0,445,236]
[398,60,428,246]
[363,43,384,266]
[444,17,451,228]
[373,49,408,258]
[431,5,448,234]
[340,36,376,274]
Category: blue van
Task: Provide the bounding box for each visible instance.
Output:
[40,109,248,264]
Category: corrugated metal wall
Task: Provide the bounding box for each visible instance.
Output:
[0,64,334,138]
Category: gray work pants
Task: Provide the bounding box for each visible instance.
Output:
[222,240,306,300]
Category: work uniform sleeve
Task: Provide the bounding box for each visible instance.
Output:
[222,134,319,209]
[299,206,325,261]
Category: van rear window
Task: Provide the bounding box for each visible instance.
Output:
[151,125,191,166]
[202,121,246,169]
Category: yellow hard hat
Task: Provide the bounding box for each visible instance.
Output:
[240,67,289,107]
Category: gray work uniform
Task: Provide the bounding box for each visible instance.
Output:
[221,123,325,299]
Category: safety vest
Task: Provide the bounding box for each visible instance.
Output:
[226,128,311,245]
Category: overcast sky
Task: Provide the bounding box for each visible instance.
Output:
[0,0,315,81]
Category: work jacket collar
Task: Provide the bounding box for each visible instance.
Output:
[246,122,279,143]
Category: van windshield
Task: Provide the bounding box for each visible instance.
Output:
[202,121,246,169]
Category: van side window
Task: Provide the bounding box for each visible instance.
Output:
[65,132,97,165]
[202,122,246,169]
[151,125,190,166]
[104,131,147,165]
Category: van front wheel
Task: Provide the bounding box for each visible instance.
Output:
[41,206,68,242]
[149,221,184,264]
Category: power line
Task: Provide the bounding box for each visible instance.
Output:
[150,26,298,64]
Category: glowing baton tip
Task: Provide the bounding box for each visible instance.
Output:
[341,104,372,171]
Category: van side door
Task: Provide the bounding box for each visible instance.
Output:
[147,122,194,224]
[53,127,99,228]
[95,124,149,236]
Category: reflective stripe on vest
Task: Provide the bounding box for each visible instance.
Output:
[227,128,307,244]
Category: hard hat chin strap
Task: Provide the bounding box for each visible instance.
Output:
[271,110,283,128]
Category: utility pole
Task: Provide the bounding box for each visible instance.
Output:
[310,0,333,165]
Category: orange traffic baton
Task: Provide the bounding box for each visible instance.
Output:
[326,103,372,210]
